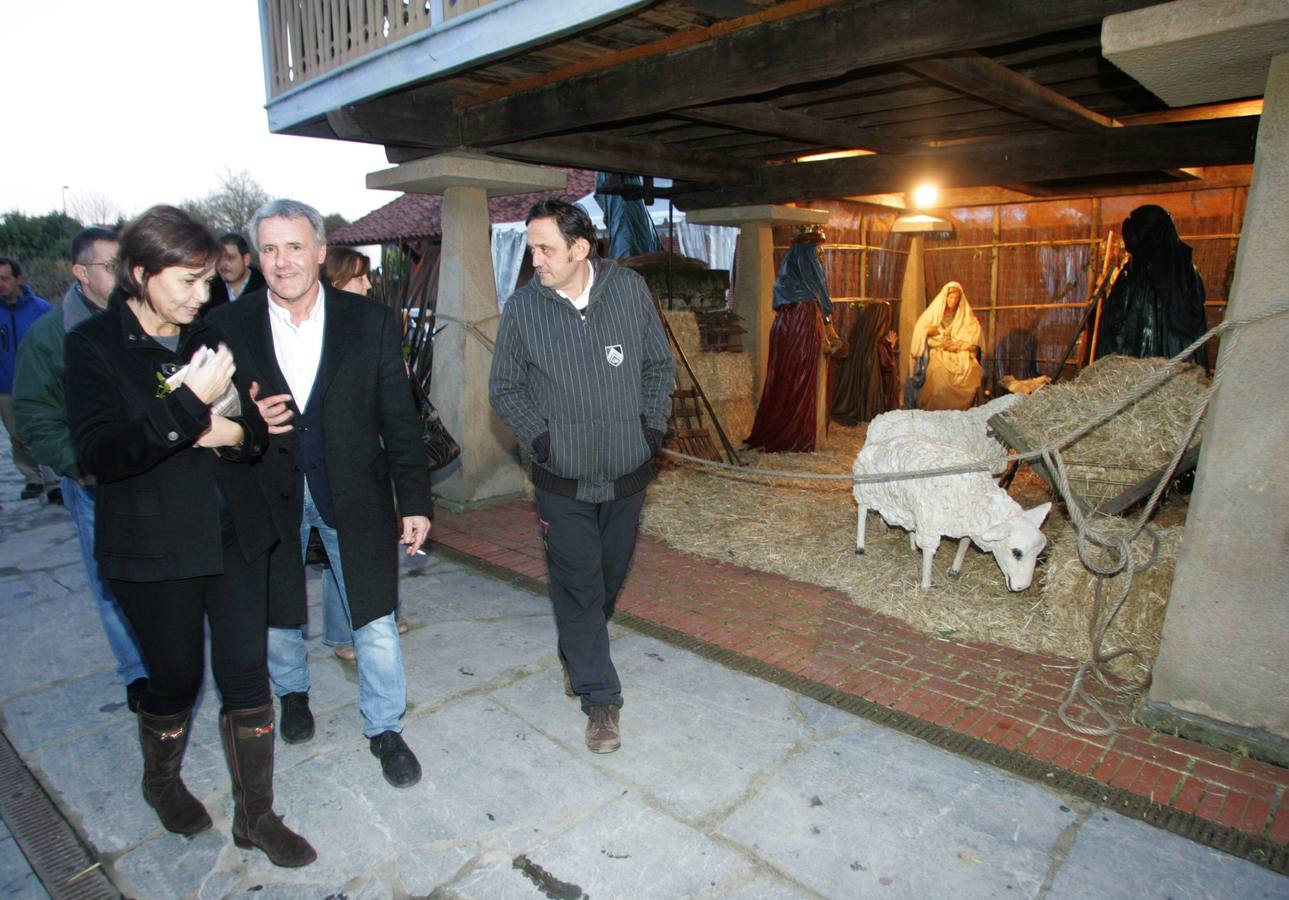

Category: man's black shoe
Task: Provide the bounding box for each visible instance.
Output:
[46,487,63,505]
[20,483,42,500]
[369,731,421,788]
[126,678,147,713]
[279,693,315,744]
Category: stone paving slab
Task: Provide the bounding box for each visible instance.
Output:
[0,458,1286,897]
[431,500,1289,849]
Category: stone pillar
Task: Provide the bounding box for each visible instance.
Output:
[685,205,829,401]
[1104,3,1289,762]
[898,234,927,397]
[366,152,566,509]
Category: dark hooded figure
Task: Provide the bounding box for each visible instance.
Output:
[1096,204,1208,367]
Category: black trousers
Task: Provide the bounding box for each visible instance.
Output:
[111,542,270,716]
[535,487,645,712]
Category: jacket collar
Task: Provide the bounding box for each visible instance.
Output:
[110,289,208,353]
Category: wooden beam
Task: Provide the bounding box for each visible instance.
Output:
[1122,99,1264,125]
[906,52,1119,131]
[675,118,1260,209]
[451,0,1156,148]
[385,134,756,185]
[486,134,756,184]
[676,102,925,154]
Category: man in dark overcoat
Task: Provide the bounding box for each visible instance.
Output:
[208,199,431,788]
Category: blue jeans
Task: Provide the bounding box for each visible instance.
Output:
[62,476,148,687]
[322,569,400,648]
[266,486,406,737]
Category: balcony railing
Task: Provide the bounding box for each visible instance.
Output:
[262,0,496,97]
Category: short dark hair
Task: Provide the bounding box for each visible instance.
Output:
[71,227,119,265]
[525,198,596,251]
[219,232,251,256]
[116,206,220,307]
[0,257,21,278]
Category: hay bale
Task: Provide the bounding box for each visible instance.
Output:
[998,356,1208,510]
[664,310,756,442]
[1039,522,1182,681]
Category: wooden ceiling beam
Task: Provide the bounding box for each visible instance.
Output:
[383,133,756,185]
[675,101,925,154]
[905,51,1119,131]
[449,0,1156,148]
[675,117,1259,209]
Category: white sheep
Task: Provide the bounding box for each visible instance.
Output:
[853,435,1051,591]
[864,393,1023,475]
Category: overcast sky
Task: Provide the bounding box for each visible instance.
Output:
[5,1,397,223]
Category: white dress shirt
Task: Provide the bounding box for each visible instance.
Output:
[267,284,326,410]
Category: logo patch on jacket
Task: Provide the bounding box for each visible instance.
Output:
[605,344,624,367]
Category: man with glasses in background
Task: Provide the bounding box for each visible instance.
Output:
[13,227,149,711]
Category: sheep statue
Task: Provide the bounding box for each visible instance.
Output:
[853,395,1050,591]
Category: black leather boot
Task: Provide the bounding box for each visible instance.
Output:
[138,709,212,835]
[220,703,316,868]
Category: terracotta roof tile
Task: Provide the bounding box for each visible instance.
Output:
[329,168,598,245]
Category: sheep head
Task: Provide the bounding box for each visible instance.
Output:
[978,502,1051,592]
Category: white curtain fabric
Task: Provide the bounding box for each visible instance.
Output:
[675,223,738,272]
[491,228,528,309]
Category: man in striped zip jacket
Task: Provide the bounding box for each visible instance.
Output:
[489,198,675,754]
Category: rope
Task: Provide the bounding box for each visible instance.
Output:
[660,301,1289,735]
[432,312,500,351]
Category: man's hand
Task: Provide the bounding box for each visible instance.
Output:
[399,515,432,556]
[249,381,295,434]
[78,474,96,486]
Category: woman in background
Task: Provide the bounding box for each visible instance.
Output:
[65,206,314,868]
[910,281,983,410]
[322,245,372,296]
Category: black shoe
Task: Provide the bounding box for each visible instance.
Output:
[126,678,147,713]
[46,487,63,505]
[20,483,42,500]
[279,693,315,744]
[369,731,421,788]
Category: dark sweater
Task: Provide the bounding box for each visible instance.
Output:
[489,258,675,503]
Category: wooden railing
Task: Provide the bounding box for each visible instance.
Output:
[262,0,497,97]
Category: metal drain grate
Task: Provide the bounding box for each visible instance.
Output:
[439,545,1289,877]
[0,730,119,899]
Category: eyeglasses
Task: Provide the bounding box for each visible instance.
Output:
[81,261,118,274]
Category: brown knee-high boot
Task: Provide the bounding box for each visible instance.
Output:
[219,703,316,868]
[138,709,213,835]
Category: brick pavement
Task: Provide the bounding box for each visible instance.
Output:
[431,500,1289,849]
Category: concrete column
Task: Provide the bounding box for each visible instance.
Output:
[686,205,829,403]
[898,234,927,396]
[1104,3,1289,762]
[367,152,566,509]
[1145,51,1289,760]
[731,222,775,396]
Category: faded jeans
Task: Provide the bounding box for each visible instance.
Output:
[266,486,406,737]
[62,476,148,687]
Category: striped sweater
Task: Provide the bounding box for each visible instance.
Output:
[489,257,675,503]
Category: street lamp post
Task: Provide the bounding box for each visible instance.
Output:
[61,185,70,217]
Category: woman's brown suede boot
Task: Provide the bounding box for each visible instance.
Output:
[138,709,213,835]
[219,703,316,868]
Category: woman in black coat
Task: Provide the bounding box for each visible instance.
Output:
[64,206,314,868]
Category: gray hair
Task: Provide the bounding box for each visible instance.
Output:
[246,198,326,252]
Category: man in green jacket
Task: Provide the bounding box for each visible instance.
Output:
[13,227,148,711]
